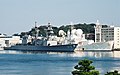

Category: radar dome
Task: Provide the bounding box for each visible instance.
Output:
[59,30,66,36]
[75,29,83,36]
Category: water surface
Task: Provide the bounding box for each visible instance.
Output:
[0,51,120,75]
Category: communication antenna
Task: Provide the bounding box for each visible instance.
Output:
[96,20,100,25]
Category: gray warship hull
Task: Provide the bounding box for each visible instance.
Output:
[4,44,77,52]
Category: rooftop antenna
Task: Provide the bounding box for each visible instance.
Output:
[96,20,100,25]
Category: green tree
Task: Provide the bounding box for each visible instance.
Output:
[105,70,120,75]
[71,59,99,75]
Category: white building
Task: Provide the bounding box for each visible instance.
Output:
[0,34,21,48]
[114,27,120,49]
[95,20,120,49]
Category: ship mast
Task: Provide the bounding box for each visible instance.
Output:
[35,21,37,28]
[34,21,39,38]
[69,22,74,44]
[46,23,54,40]
[34,21,39,45]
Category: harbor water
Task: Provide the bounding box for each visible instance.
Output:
[0,50,120,75]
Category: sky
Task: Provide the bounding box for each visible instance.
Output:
[0,0,120,35]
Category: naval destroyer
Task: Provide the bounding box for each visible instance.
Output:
[4,23,77,52]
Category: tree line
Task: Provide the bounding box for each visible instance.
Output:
[13,23,108,38]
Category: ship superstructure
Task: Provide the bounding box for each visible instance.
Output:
[4,22,77,52]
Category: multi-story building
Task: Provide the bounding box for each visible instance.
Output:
[95,20,120,49]
[114,27,120,49]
